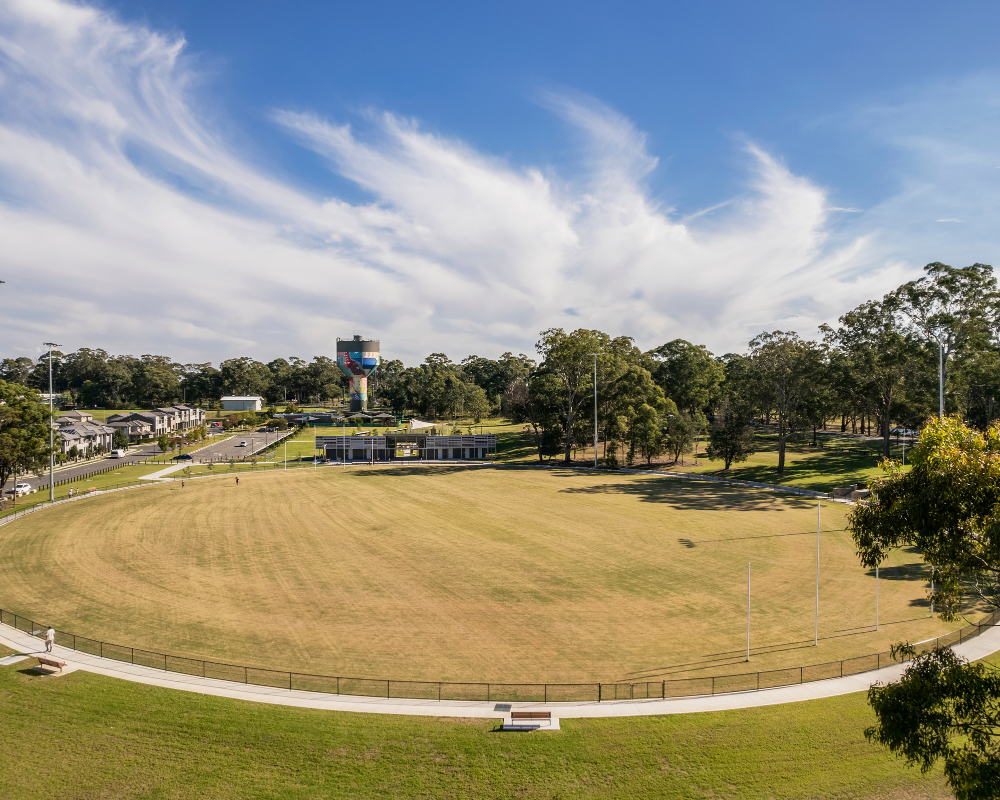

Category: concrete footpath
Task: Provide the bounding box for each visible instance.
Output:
[2,621,998,720]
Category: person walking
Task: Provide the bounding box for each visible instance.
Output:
[44,626,54,652]
[181,480,185,489]
[235,476,239,486]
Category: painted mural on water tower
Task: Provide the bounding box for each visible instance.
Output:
[336,336,380,412]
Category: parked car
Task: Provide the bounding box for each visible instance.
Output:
[236,441,248,447]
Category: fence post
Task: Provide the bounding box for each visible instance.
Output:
[712,676,715,695]
[662,680,665,699]
[598,683,601,703]
[164,653,167,671]
[800,666,803,684]
[244,666,247,684]
[487,684,490,702]
[100,641,103,659]
[289,673,292,691]
[387,680,390,698]
[131,647,134,664]
[439,682,441,701]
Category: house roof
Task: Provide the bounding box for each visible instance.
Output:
[220,396,264,401]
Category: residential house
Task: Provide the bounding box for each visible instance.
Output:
[56,419,116,455]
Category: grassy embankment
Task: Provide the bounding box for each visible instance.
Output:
[0,637,957,800]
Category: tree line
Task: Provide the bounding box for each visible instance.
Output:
[384,261,1000,471]
[3,261,997,472]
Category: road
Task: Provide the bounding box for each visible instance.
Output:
[0,431,250,495]
[194,428,296,463]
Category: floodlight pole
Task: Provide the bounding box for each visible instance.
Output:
[44,342,61,501]
[815,500,820,647]
[938,338,944,419]
[931,567,934,618]
[746,562,751,661]
[589,353,598,468]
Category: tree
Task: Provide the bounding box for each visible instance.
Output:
[632,404,664,466]
[706,398,757,469]
[112,429,129,450]
[0,357,34,385]
[466,385,490,423]
[891,262,1000,413]
[850,416,1000,798]
[156,434,170,454]
[219,357,272,397]
[0,381,52,496]
[851,416,1000,616]
[823,298,923,457]
[748,331,824,474]
[663,412,696,464]
[864,644,1000,800]
[134,355,181,406]
[648,340,724,415]
[535,328,607,464]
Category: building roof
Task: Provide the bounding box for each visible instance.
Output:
[220,396,263,401]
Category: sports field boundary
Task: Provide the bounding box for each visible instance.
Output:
[2,618,998,719]
[3,603,997,706]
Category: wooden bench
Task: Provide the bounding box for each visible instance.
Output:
[511,711,551,723]
[35,656,67,673]
[504,710,558,731]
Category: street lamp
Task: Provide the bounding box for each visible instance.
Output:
[43,342,61,501]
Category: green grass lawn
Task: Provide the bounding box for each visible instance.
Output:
[671,431,911,492]
[0,464,170,520]
[0,642,956,800]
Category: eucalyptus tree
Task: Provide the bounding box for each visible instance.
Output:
[747,331,825,474]
[535,328,610,464]
[648,339,724,416]
[822,297,919,457]
[891,262,1000,411]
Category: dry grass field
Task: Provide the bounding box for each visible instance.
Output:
[0,466,973,684]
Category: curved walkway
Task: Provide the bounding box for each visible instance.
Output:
[2,621,998,720]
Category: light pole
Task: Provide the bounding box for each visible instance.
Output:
[43,342,61,501]
[588,353,598,468]
[815,500,820,646]
[938,337,944,419]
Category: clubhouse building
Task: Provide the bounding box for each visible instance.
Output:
[315,432,496,462]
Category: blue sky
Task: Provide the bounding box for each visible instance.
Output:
[2,0,999,364]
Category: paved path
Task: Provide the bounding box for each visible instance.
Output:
[2,621,997,720]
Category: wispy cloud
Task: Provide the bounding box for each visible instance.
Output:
[0,0,958,364]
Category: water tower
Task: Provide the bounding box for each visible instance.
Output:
[336,336,380,411]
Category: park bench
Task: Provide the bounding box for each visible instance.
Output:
[504,711,558,731]
[35,656,67,673]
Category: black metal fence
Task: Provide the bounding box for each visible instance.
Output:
[2,606,997,703]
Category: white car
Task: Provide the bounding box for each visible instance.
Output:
[236,441,248,447]
[8,482,35,496]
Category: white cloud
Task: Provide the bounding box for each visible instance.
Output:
[0,0,960,365]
